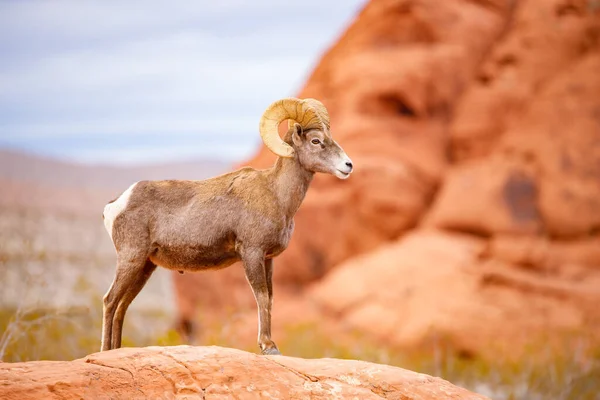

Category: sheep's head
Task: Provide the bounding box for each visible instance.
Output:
[259,97,353,179]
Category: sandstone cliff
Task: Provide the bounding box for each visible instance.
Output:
[172,0,600,356]
[308,0,600,354]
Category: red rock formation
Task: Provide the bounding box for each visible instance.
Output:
[430,0,600,238]
[173,0,600,355]
[314,0,600,353]
[310,231,600,357]
[172,0,516,337]
[246,0,516,285]
[0,346,489,400]
[309,0,600,354]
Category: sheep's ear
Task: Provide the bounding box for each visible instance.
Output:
[292,123,303,146]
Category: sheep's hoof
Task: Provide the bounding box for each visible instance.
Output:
[262,347,282,356]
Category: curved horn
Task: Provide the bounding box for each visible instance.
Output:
[259,97,329,158]
[303,98,330,130]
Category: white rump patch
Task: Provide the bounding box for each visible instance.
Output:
[103,182,138,240]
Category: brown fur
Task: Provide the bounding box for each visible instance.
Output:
[101,124,353,355]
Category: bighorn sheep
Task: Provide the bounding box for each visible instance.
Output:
[101,97,353,355]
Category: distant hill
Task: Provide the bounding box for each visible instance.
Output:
[0,149,233,216]
[0,149,232,190]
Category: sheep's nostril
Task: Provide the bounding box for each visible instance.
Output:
[345,161,353,170]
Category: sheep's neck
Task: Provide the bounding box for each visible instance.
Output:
[270,156,314,218]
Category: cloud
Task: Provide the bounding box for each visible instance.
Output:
[0,0,365,164]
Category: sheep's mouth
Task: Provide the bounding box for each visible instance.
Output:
[335,169,351,179]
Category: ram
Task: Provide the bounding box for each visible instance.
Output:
[101,98,353,355]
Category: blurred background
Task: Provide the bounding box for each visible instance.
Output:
[1,0,600,399]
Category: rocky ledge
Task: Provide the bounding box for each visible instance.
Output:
[0,345,488,399]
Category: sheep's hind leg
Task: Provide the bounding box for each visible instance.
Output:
[101,280,116,351]
[242,248,281,355]
[101,255,156,351]
[111,259,157,349]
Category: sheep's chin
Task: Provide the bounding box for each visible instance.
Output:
[334,169,351,180]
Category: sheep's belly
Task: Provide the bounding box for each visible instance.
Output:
[149,244,240,272]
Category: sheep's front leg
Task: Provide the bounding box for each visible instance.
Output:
[241,248,281,355]
[265,258,274,315]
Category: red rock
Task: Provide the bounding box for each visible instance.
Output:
[423,156,542,235]
[172,0,600,357]
[0,346,488,400]
[486,234,600,274]
[504,54,600,237]
[310,231,600,356]
[451,0,600,161]
[171,0,514,340]
[171,265,256,337]
[448,0,600,237]
[242,0,514,285]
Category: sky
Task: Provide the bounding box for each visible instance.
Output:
[0,0,365,166]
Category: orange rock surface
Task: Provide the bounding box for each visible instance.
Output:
[0,346,488,400]
[310,231,600,356]
[434,0,600,238]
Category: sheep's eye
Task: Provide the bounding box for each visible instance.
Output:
[311,139,320,145]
